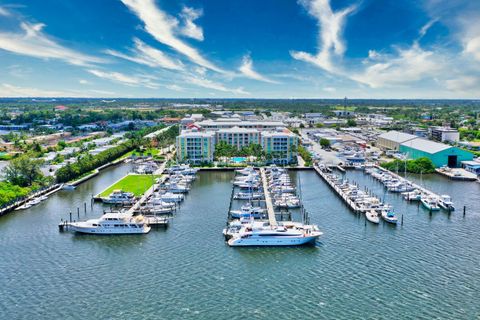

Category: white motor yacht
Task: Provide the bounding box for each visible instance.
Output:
[102,190,135,204]
[438,195,455,211]
[233,192,263,200]
[227,225,322,247]
[421,195,440,211]
[230,203,265,219]
[155,192,184,203]
[147,199,176,208]
[381,210,398,224]
[68,212,151,234]
[236,167,256,176]
[403,189,422,201]
[166,183,190,193]
[15,202,32,211]
[366,210,380,224]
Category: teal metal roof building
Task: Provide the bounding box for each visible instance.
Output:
[399,138,473,168]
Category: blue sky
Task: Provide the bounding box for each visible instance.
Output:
[0,0,479,99]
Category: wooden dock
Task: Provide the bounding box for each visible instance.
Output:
[313,164,360,213]
[373,165,442,198]
[259,168,277,226]
[435,168,477,181]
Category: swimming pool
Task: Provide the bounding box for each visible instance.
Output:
[231,157,246,163]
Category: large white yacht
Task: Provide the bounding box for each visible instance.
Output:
[68,212,151,234]
[227,224,322,247]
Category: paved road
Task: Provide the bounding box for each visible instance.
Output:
[299,129,342,166]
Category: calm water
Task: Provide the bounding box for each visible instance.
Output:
[1,165,479,319]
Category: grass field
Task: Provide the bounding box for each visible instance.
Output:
[118,148,165,161]
[99,174,159,197]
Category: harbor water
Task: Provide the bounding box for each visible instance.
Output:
[1,164,479,319]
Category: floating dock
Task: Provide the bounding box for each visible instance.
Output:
[373,165,443,199]
[259,168,277,226]
[313,164,360,213]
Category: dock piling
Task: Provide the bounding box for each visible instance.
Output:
[69,212,72,223]
[463,206,466,217]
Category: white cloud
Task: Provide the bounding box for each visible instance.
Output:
[238,54,279,84]
[419,18,438,39]
[179,6,204,41]
[351,44,443,88]
[79,79,90,85]
[464,36,480,61]
[445,76,480,91]
[105,38,183,70]
[187,76,249,95]
[87,69,159,89]
[0,22,104,66]
[121,0,223,73]
[0,7,10,16]
[194,66,207,75]
[290,0,356,74]
[88,89,116,96]
[166,84,184,91]
[323,87,336,92]
[0,83,85,97]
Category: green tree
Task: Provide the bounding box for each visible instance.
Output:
[346,119,357,127]
[320,138,331,148]
[57,140,67,150]
[3,154,44,187]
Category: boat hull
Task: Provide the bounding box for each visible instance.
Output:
[227,234,320,247]
[421,200,440,211]
[68,225,151,234]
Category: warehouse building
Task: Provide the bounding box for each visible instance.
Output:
[376,131,418,150]
[429,127,460,142]
[399,138,473,168]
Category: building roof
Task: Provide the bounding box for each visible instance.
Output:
[378,131,418,144]
[196,119,285,127]
[461,160,480,167]
[178,130,215,138]
[261,129,297,138]
[217,126,258,134]
[400,138,451,154]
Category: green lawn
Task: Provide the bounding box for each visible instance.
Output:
[99,174,159,197]
[118,148,164,161]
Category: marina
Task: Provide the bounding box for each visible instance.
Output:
[314,163,398,224]
[367,165,456,212]
[1,162,480,319]
[59,160,197,234]
[224,166,321,246]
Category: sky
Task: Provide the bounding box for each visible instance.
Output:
[0,0,479,99]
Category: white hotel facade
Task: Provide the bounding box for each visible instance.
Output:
[176,119,298,164]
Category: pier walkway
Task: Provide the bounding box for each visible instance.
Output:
[313,164,360,213]
[374,165,443,198]
[259,168,277,226]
